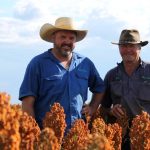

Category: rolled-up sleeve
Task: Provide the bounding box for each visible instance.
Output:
[19,58,40,100]
[88,60,105,93]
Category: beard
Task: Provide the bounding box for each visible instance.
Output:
[122,55,136,63]
[54,43,74,57]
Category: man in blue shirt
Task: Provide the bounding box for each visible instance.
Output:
[19,17,105,130]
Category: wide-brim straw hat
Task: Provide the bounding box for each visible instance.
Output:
[40,17,88,43]
[112,29,148,46]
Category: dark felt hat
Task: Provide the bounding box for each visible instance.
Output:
[112,29,148,46]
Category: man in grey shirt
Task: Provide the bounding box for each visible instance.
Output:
[101,29,150,150]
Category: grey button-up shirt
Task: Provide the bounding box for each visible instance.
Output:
[102,60,150,119]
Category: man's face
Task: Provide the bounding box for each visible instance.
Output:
[119,43,141,63]
[52,30,77,58]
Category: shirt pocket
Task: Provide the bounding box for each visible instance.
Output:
[40,75,62,96]
[137,82,150,114]
[110,81,122,104]
[138,82,150,103]
[76,70,89,100]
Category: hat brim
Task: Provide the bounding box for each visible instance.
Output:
[111,41,148,47]
[40,23,87,43]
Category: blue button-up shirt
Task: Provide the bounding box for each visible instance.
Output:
[19,49,105,129]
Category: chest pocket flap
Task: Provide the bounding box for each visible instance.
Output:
[76,69,88,80]
[44,75,62,81]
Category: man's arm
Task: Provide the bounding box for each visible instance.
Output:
[22,96,35,118]
[82,92,104,116]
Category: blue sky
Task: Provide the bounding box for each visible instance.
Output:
[1,0,150,104]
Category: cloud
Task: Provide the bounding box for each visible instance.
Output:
[1,0,150,104]
[0,0,150,44]
[0,9,4,14]
[0,16,43,44]
[97,0,150,38]
[14,3,40,20]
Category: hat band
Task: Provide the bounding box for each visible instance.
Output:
[119,40,140,44]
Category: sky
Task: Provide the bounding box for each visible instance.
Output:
[1,0,150,104]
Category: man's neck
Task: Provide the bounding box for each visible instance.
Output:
[123,60,140,76]
[51,48,72,69]
[51,48,72,60]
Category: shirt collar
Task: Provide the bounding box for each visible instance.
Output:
[44,49,83,63]
[117,58,146,70]
[117,58,144,65]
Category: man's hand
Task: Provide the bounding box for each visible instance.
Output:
[82,93,104,116]
[110,104,125,119]
[81,104,94,116]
